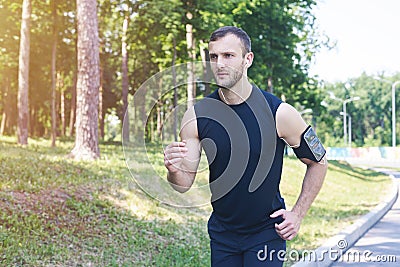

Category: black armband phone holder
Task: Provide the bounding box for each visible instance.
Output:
[293,126,326,162]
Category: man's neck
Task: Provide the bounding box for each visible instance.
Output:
[219,78,252,105]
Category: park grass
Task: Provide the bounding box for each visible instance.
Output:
[0,136,392,266]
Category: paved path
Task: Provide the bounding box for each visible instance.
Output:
[331,170,400,266]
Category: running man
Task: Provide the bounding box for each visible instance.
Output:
[164,26,328,267]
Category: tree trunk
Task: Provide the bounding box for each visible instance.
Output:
[60,80,66,136]
[17,0,31,145]
[98,69,104,140]
[200,45,212,96]
[172,37,178,141]
[267,63,274,93]
[0,110,6,136]
[30,106,36,136]
[70,0,100,160]
[186,12,196,108]
[121,14,129,143]
[267,76,273,93]
[51,0,58,147]
[0,76,9,136]
[156,78,163,138]
[68,74,77,137]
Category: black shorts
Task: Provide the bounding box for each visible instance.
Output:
[208,213,286,267]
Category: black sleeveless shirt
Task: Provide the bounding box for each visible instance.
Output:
[194,85,286,234]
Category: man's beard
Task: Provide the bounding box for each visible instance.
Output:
[214,62,245,89]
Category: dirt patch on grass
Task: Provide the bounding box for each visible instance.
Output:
[0,187,96,235]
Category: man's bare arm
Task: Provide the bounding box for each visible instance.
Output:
[292,157,327,219]
[271,103,328,240]
[164,107,201,193]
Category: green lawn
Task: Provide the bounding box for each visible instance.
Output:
[0,136,392,266]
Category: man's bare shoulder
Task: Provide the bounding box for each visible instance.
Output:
[276,103,307,146]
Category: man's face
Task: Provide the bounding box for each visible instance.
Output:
[208,34,248,89]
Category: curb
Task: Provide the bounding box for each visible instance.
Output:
[291,171,399,267]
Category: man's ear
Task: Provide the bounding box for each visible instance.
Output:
[245,52,254,67]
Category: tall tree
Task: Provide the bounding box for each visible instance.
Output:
[51,0,58,147]
[121,13,129,142]
[68,74,77,137]
[60,74,66,136]
[17,0,31,145]
[185,11,195,108]
[0,76,10,135]
[70,0,100,160]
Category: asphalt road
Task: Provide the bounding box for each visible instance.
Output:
[331,169,400,266]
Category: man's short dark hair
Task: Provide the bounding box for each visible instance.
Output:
[209,26,252,55]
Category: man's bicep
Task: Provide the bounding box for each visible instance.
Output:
[276,103,308,147]
[180,108,201,173]
[182,136,201,173]
[277,103,327,163]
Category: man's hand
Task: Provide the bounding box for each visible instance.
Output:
[270,209,302,241]
[164,141,188,173]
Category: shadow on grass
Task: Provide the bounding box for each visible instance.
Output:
[328,160,389,182]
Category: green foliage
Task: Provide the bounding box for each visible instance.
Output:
[317,72,400,147]
[0,0,330,139]
[5,0,397,148]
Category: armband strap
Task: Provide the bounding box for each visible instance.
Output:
[292,126,326,162]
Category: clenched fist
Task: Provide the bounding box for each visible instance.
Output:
[164,141,188,173]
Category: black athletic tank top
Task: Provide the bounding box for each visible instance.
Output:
[194,85,286,234]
